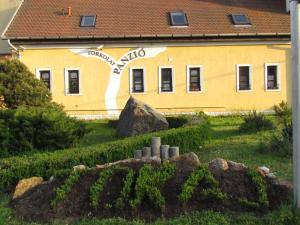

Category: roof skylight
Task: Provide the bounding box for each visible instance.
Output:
[80,15,96,27]
[169,12,188,26]
[231,14,251,25]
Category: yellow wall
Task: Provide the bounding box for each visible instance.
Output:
[20,43,291,116]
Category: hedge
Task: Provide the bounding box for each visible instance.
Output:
[0,122,211,191]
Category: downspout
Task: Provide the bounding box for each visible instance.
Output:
[7,39,20,59]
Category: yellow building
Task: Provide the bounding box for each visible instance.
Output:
[1,0,292,118]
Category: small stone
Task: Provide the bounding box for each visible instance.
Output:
[208,158,229,175]
[257,166,270,177]
[13,177,44,199]
[73,165,87,171]
[266,173,277,179]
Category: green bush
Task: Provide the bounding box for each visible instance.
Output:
[166,116,189,128]
[179,165,227,204]
[0,106,86,157]
[0,59,52,109]
[274,101,292,126]
[130,162,176,210]
[260,102,293,157]
[239,111,274,132]
[51,169,84,208]
[0,121,211,191]
[239,169,269,210]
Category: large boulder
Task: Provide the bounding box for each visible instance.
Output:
[117,97,169,137]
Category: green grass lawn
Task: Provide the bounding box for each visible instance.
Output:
[0,116,296,225]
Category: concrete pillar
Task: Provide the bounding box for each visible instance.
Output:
[142,147,151,158]
[134,150,142,159]
[151,137,161,157]
[160,145,170,160]
[169,146,180,158]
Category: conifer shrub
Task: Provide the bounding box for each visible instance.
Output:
[0,59,52,109]
[0,106,86,157]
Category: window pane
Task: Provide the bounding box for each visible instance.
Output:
[161,68,173,92]
[189,68,201,91]
[68,70,79,94]
[170,12,188,26]
[39,70,51,90]
[239,66,250,90]
[267,66,278,89]
[80,16,96,27]
[132,69,144,93]
[232,14,251,25]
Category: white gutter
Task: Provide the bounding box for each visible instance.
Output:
[7,39,17,51]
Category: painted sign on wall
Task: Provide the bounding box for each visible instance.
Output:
[70,47,166,114]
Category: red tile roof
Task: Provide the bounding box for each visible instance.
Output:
[3,0,290,40]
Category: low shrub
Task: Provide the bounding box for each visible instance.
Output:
[0,121,211,191]
[239,169,269,210]
[179,165,227,204]
[51,169,84,208]
[90,167,116,209]
[0,106,86,157]
[130,162,176,210]
[239,111,274,133]
[166,116,189,128]
[115,168,135,210]
[260,102,293,157]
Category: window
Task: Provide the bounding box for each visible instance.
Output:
[130,68,145,94]
[169,12,188,26]
[80,15,96,27]
[265,64,280,91]
[64,68,81,95]
[231,14,251,25]
[187,66,202,92]
[237,65,252,91]
[36,68,52,91]
[159,67,174,93]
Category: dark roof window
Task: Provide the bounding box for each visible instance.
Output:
[169,12,188,26]
[80,15,96,27]
[231,14,251,25]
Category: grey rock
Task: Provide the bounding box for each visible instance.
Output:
[227,160,247,171]
[117,97,169,137]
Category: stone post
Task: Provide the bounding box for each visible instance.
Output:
[134,150,142,159]
[169,146,180,158]
[151,137,161,157]
[160,145,170,160]
[142,147,151,158]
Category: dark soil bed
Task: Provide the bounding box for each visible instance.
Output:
[10,159,291,223]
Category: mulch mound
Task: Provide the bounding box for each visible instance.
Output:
[10,158,292,223]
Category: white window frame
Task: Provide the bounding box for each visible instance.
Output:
[186,65,203,93]
[129,67,146,94]
[264,63,281,92]
[158,66,175,94]
[64,68,82,96]
[236,64,253,92]
[35,68,53,92]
